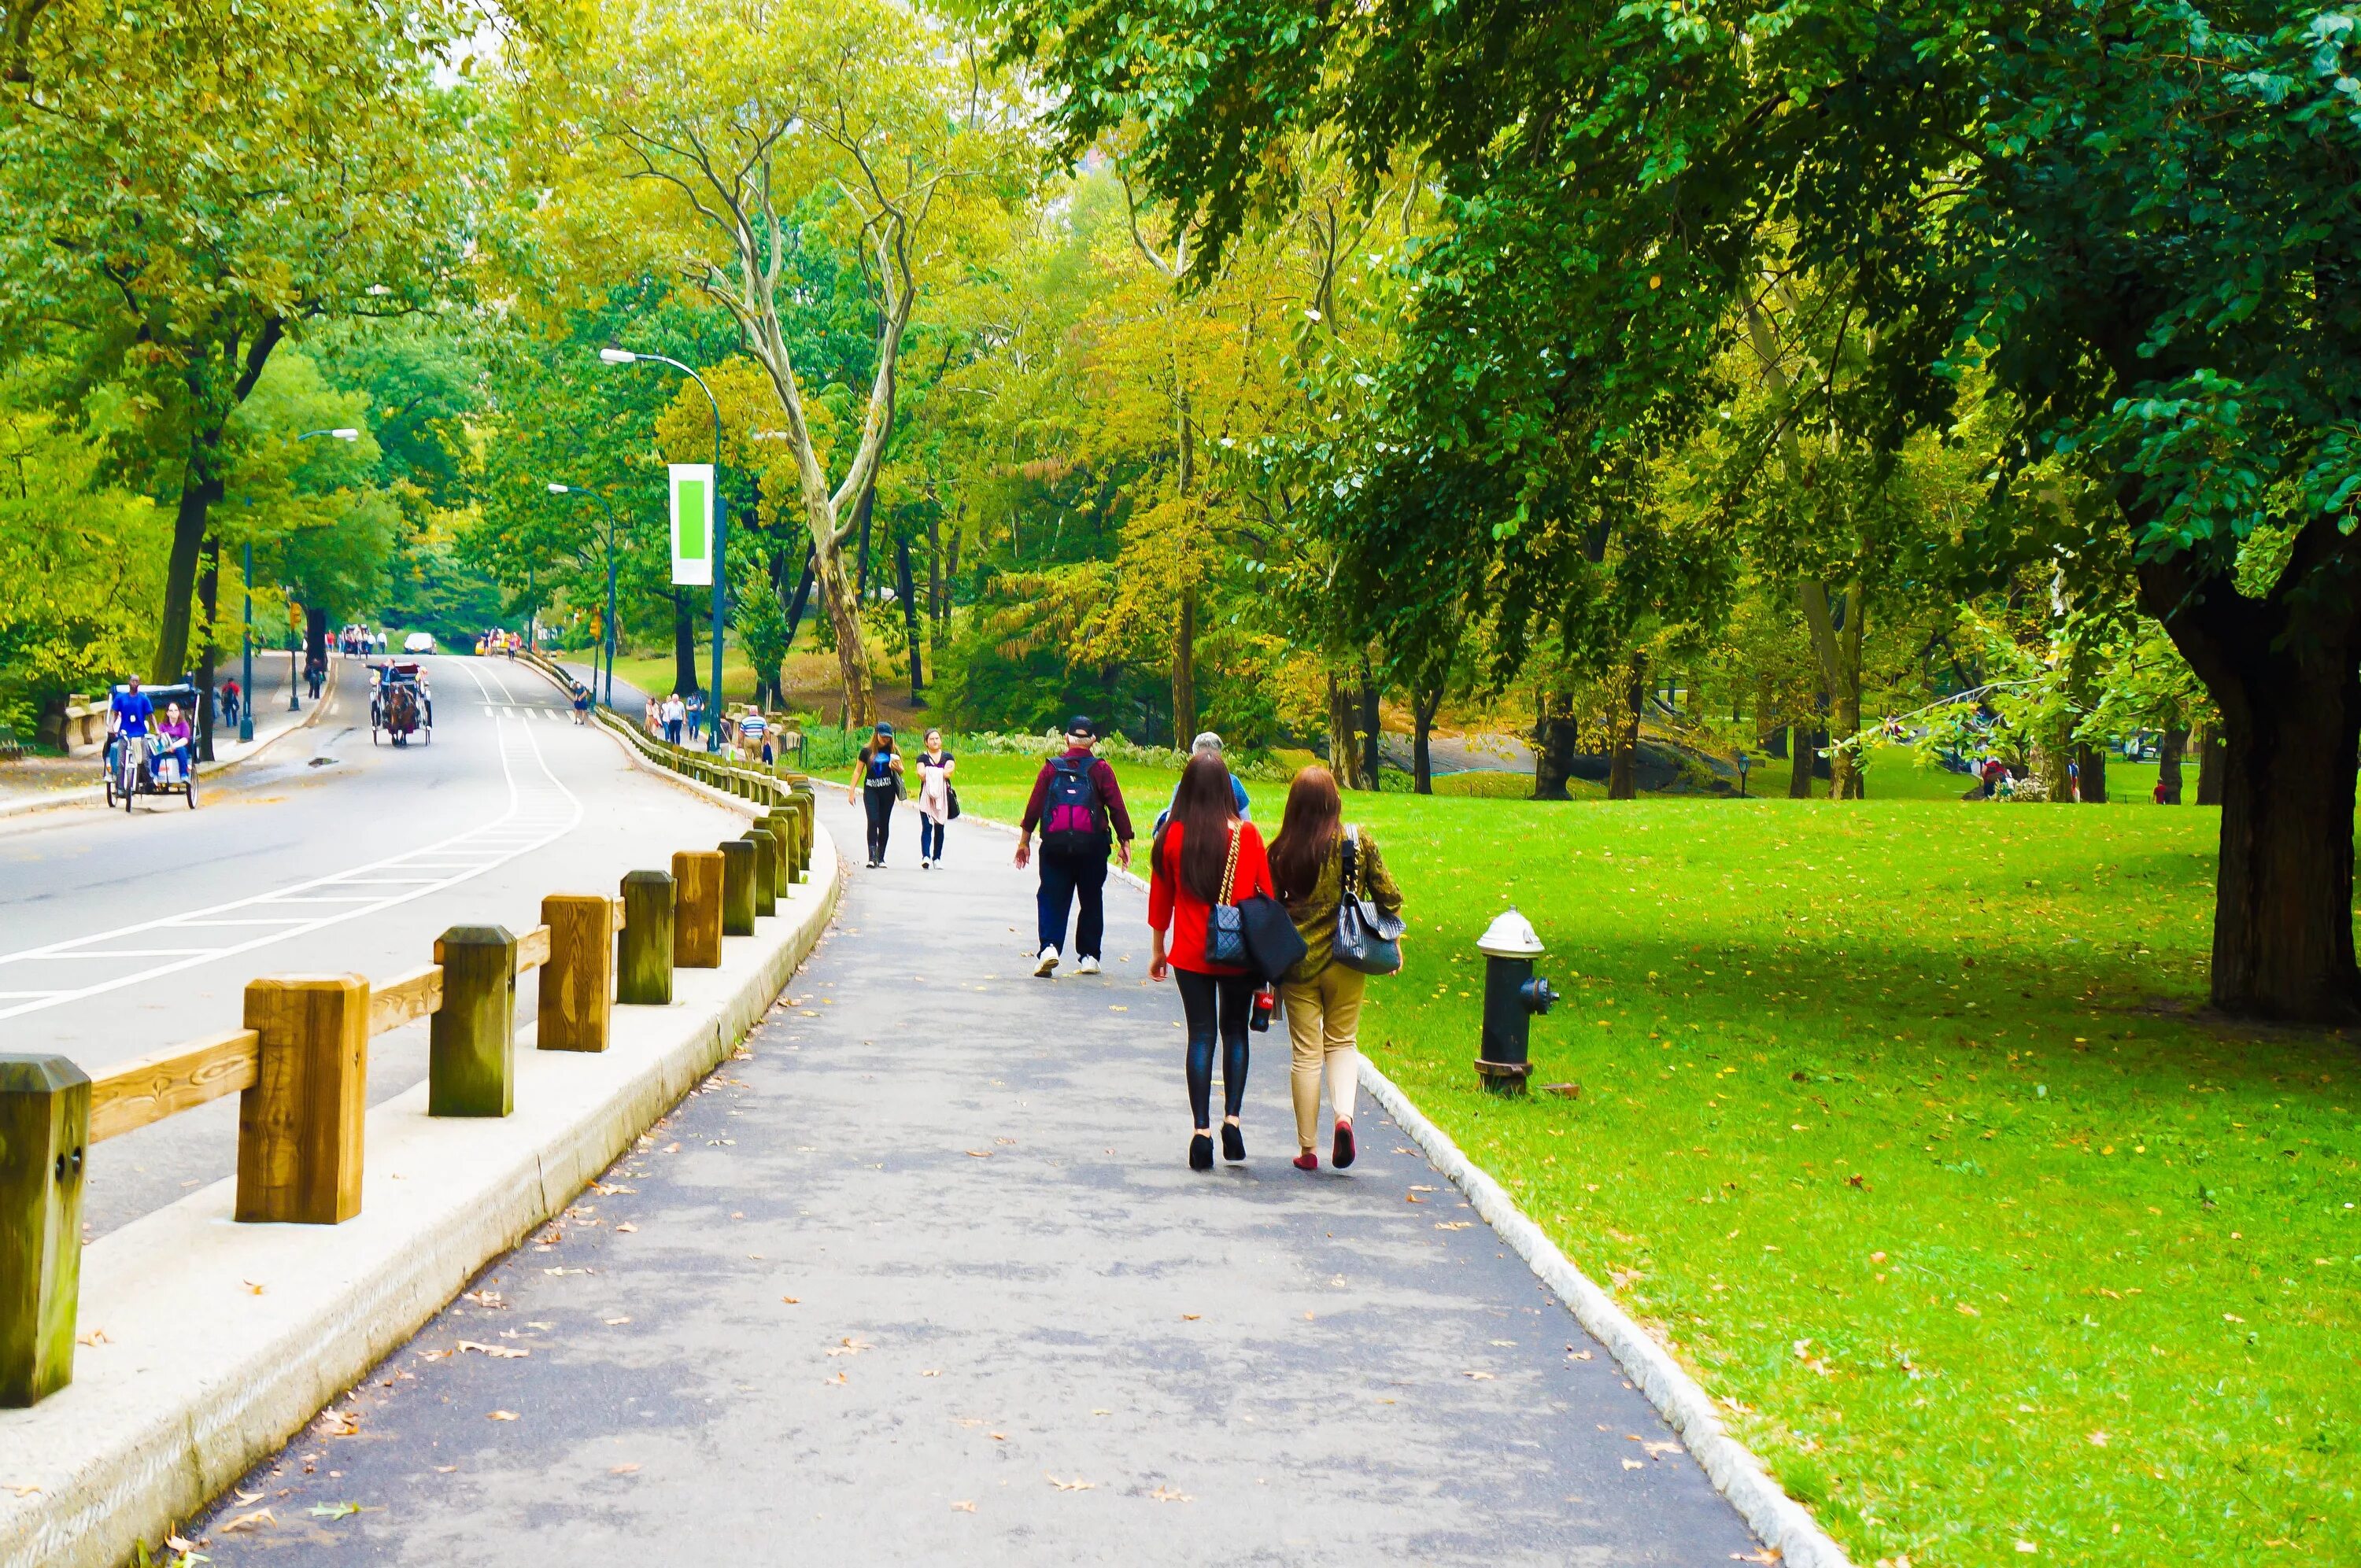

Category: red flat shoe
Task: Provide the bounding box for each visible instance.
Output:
[1292,1151,1318,1171]
[1332,1117,1356,1169]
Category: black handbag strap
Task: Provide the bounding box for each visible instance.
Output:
[1339,824,1362,898]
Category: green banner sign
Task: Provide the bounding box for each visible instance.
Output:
[670,463,714,586]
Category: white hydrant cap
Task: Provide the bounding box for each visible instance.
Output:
[1476,906,1545,958]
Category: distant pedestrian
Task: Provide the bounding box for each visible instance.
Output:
[850,721,903,869]
[1268,766,1405,1171]
[220,679,242,729]
[1155,731,1250,832]
[1981,756,2005,799]
[662,692,685,746]
[915,727,955,868]
[1015,716,1135,978]
[645,695,659,735]
[2067,758,2081,802]
[571,684,590,725]
[305,655,325,700]
[1149,752,1273,1170]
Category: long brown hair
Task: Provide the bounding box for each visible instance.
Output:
[1268,765,1343,903]
[1155,752,1239,902]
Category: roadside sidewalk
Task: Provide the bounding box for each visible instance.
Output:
[177,791,1762,1563]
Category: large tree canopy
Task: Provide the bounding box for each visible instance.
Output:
[1003,0,2361,1020]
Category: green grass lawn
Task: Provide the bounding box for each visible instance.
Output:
[948,762,2352,1565]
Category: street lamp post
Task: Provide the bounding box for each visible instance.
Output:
[257,428,361,732]
[600,347,726,751]
[547,482,622,709]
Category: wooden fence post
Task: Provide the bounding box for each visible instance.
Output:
[755,815,790,903]
[719,838,758,935]
[619,870,676,1003]
[0,1056,89,1408]
[237,975,368,1223]
[673,850,725,968]
[743,830,778,917]
[538,895,615,1052]
[430,926,516,1116]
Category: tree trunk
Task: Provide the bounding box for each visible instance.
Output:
[672,592,699,695]
[1607,653,1645,800]
[1328,672,1355,784]
[896,530,924,706]
[2075,742,2108,804]
[1358,660,1382,791]
[1801,579,1867,799]
[2157,725,2188,804]
[2141,533,2361,1020]
[814,528,871,726]
[2197,724,2226,804]
[1173,585,1198,745]
[1788,724,1816,798]
[1411,676,1444,795]
[152,317,282,683]
[1532,688,1580,800]
[195,540,220,762]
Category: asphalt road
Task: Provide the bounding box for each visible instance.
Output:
[178,790,1761,1565]
[0,652,748,1238]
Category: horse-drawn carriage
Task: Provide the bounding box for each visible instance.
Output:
[100,679,200,811]
[369,662,434,746]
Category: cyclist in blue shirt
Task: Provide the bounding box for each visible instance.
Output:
[109,678,154,786]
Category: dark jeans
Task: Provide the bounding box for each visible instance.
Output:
[1176,968,1254,1128]
[863,786,895,862]
[1035,843,1107,957]
[920,816,946,859]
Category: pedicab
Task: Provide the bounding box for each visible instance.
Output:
[369,661,434,746]
[100,678,201,811]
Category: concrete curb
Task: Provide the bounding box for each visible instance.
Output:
[956,798,1843,1566]
[0,825,844,1568]
[0,659,343,821]
[1356,1059,1853,1568]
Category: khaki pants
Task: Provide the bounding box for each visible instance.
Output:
[1281,965,1365,1149]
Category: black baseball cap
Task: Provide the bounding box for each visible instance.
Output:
[1065,714,1098,738]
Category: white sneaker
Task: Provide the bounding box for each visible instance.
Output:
[921,858,931,869]
[1034,946,1060,977]
[1076,956,1101,976]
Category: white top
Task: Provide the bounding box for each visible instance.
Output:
[1476,907,1545,958]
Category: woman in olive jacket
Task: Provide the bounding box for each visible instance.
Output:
[1266,766,1405,1171]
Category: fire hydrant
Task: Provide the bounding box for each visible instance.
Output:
[1475,907,1557,1096]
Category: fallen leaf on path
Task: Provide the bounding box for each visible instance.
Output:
[921,1369,941,1377]
[1180,1314,1201,1321]
[434,1467,456,1474]
[662,1142,682,1154]
[1150,1486,1192,1503]
[167,1535,196,1553]
[826,1338,874,1356]
[615,1223,637,1234]
[781,1297,800,1305]
[220,1507,276,1533]
[964,1149,992,1157]
[951,1501,976,1512]
[242,1280,267,1295]
[1644,1441,1683,1457]
[542,1267,591,1277]
[233,1489,264,1506]
[315,1409,360,1435]
[6,1486,38,1499]
[610,1463,641,1475]
[1047,1474,1096,1491]
[1463,1371,1495,1380]
[1568,1349,1594,1360]
[1435,1222,1472,1230]
[988,1431,1007,1441]
[1622,1459,1646,1470]
[75,1329,109,1346]
[307,1502,364,1520]
[486,1411,519,1422]
[604,1317,632,1325]
[456,1341,528,1360]
[1405,1194,1424,1204]
[827,1372,847,1385]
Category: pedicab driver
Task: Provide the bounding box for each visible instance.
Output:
[109,676,155,777]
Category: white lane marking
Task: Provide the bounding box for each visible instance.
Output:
[43,949,217,959]
[0,688,584,1020]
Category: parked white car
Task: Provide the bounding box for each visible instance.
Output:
[402,631,437,654]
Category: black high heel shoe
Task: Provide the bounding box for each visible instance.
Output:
[1189,1132,1214,1171]
[1221,1122,1245,1163]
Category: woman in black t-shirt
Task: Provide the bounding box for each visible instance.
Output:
[849,722,903,868]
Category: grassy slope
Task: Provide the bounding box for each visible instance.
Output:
[952,757,2354,1565]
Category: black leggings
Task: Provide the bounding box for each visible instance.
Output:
[1176,968,1254,1129]
[864,787,894,862]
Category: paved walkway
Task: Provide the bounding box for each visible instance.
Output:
[183,792,1758,1563]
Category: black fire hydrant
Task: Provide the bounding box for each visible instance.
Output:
[1476,907,1557,1096]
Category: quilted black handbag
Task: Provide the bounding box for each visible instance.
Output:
[1203,827,1250,966]
[1332,827,1405,975]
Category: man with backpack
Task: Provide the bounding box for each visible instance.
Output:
[1014,715,1136,977]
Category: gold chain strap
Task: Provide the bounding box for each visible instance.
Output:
[1218,823,1241,905]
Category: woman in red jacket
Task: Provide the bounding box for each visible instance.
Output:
[1149,752,1274,1170]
